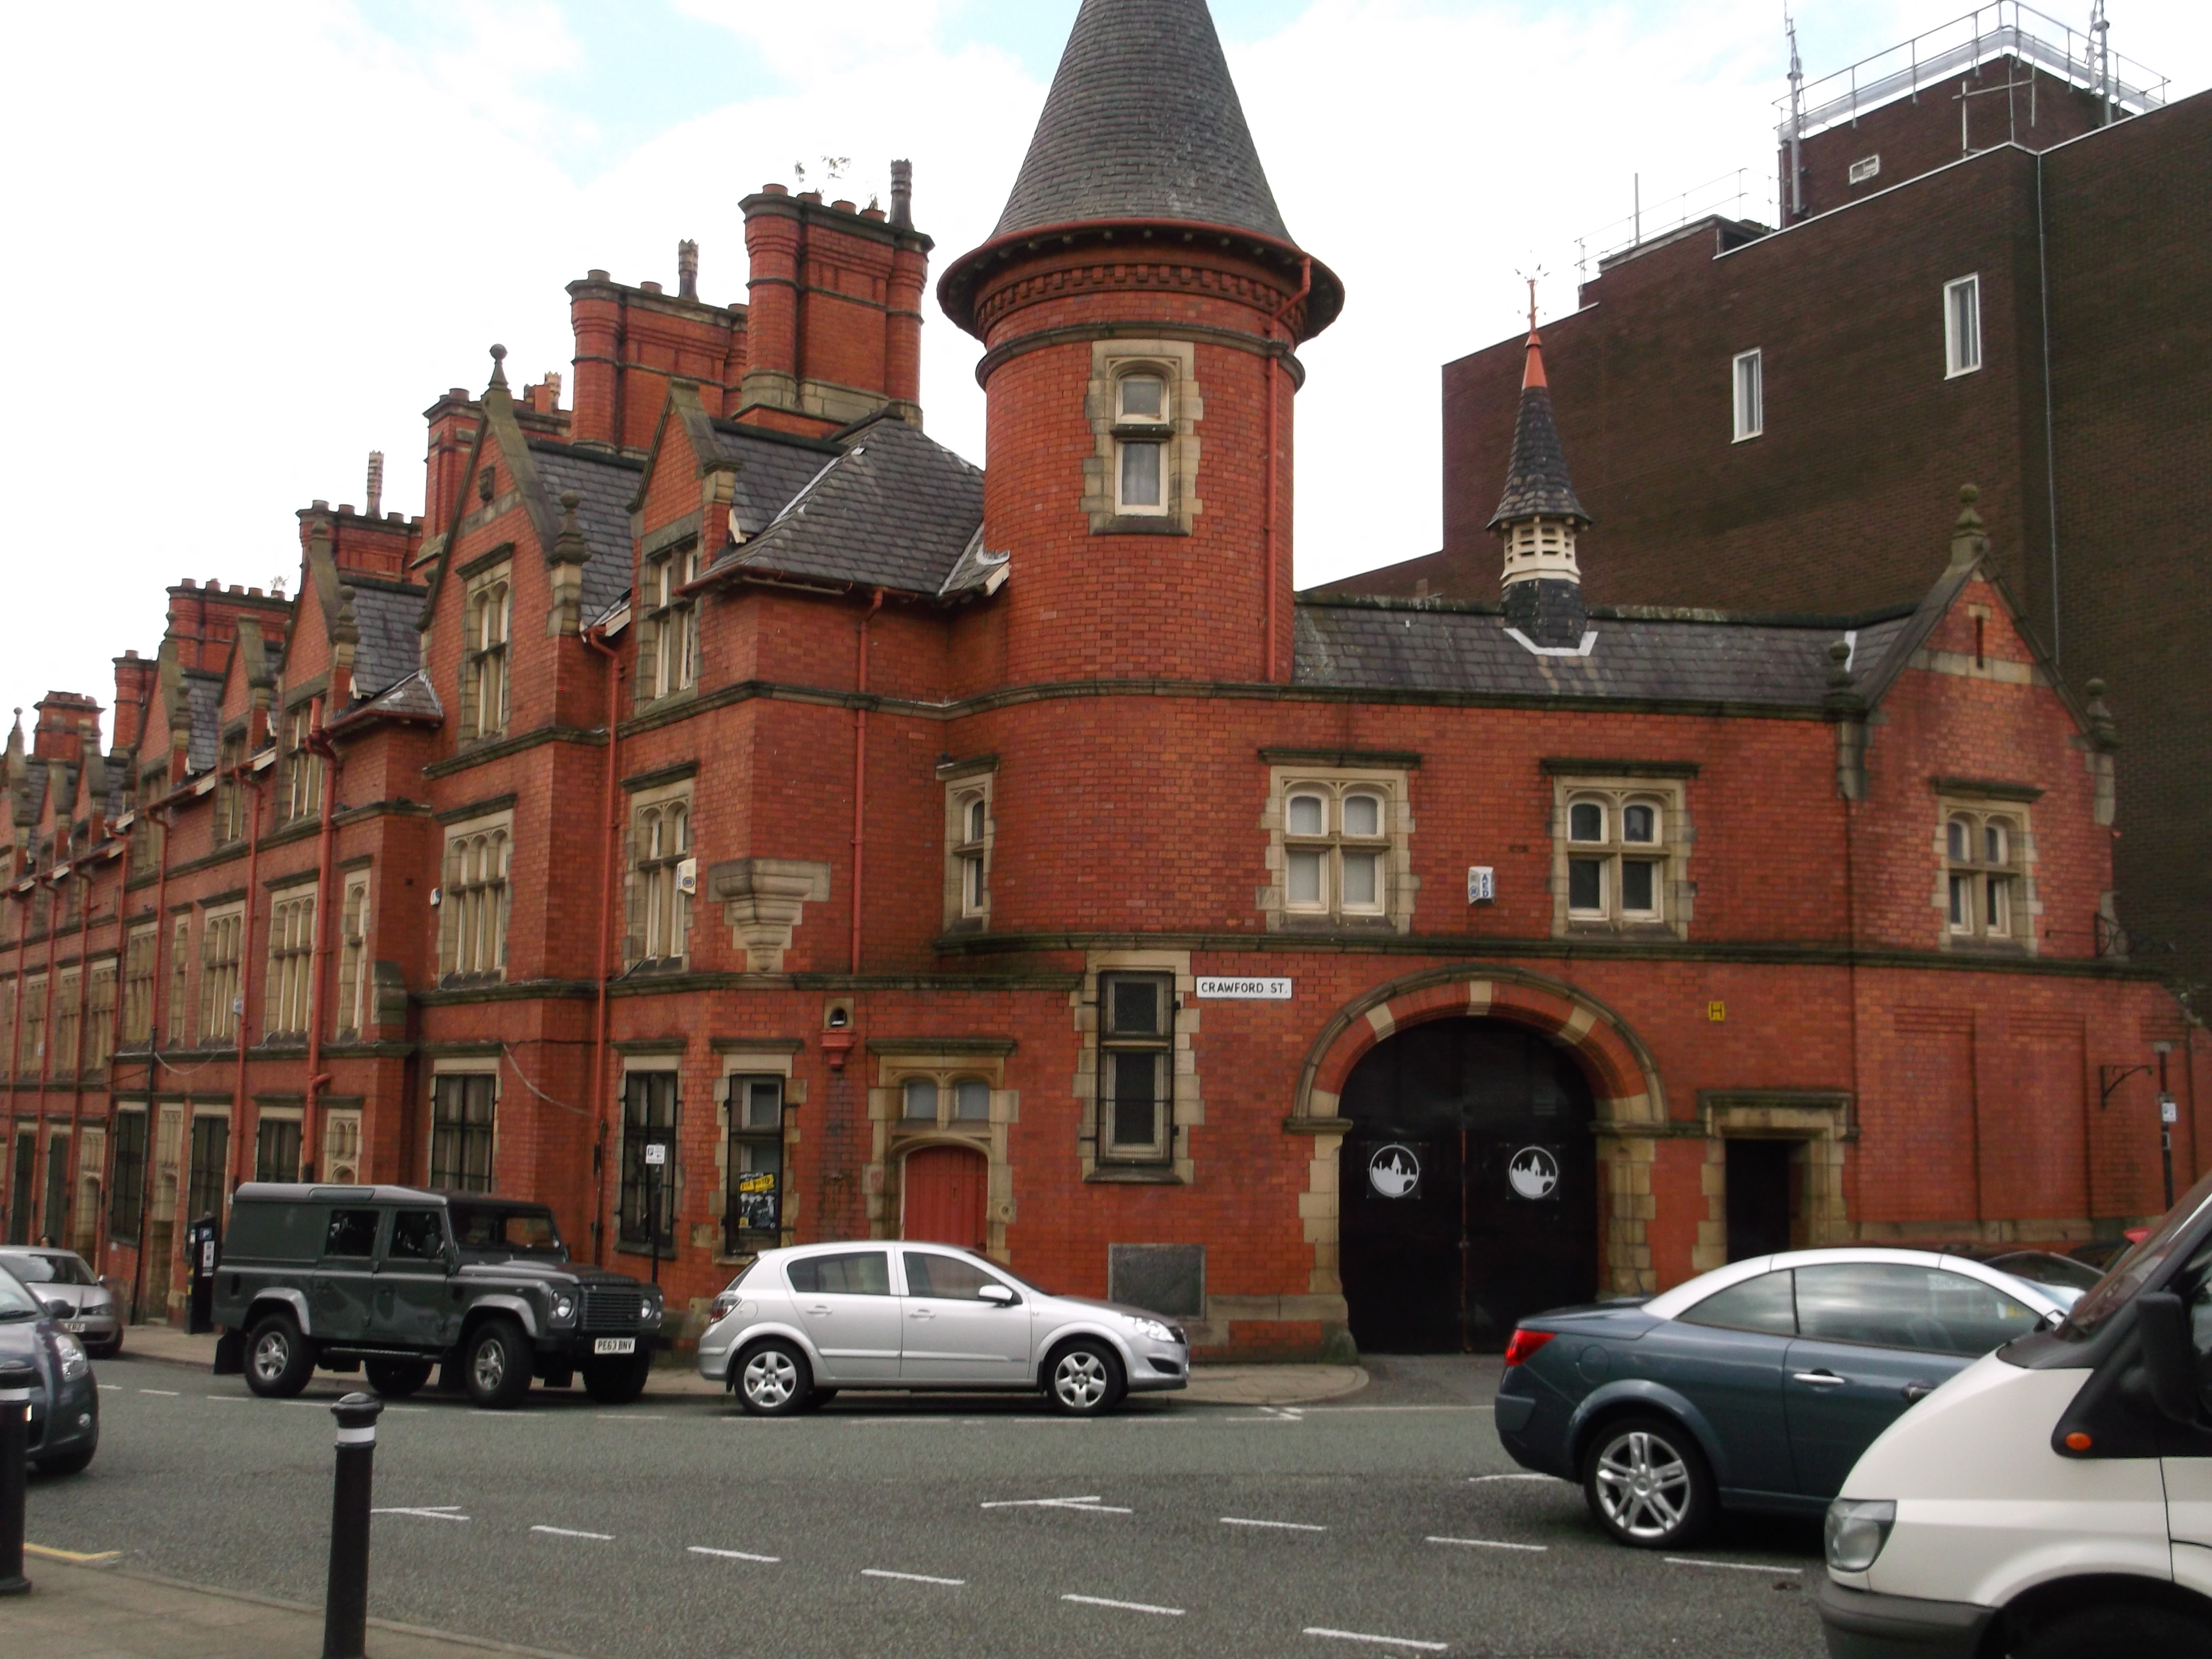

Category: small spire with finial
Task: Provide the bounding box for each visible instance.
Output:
[488,343,510,392]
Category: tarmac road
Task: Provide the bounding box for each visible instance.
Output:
[20,1352,1826,1658]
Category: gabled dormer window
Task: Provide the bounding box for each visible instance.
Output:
[461,567,512,741]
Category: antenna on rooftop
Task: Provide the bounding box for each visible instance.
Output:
[1785,8,1805,220]
[2090,1,2112,127]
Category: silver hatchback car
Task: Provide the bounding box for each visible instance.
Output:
[0,1247,122,1357]
[698,1243,1190,1416]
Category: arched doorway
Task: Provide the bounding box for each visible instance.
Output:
[1339,1018,1597,1353]
[901,1144,988,1249]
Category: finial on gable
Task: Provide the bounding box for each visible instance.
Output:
[545,490,589,637]
[1949,482,1989,570]
[488,343,510,393]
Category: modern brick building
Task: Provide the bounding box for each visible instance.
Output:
[2,0,2194,1360]
[1338,8,2212,998]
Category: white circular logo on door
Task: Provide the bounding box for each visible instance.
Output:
[1368,1144,1421,1198]
[1507,1145,1560,1200]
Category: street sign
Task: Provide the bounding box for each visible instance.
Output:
[2162,1096,2181,1125]
[1195,977,1291,1000]
[644,1142,669,1167]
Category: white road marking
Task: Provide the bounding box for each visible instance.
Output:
[1303,1627,1450,1652]
[1221,1517,1327,1532]
[1062,1593,1185,1616]
[595,1413,666,1421]
[862,1568,966,1586]
[1303,1405,1488,1413]
[373,1506,469,1522]
[980,1494,1133,1514]
[688,1546,780,1564]
[96,1385,121,1393]
[531,1525,613,1541]
[204,1395,245,1403]
[1467,1473,1556,1484]
[136,1388,179,1396]
[1427,1535,1548,1552]
[1665,1557,1804,1575]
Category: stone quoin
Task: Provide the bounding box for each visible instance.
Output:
[2,0,2195,1359]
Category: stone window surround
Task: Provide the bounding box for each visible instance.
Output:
[335,872,371,1039]
[1259,763,1417,935]
[1074,949,1200,1186]
[427,1056,500,1194]
[625,779,694,970]
[615,1058,684,1258]
[939,756,996,934]
[863,1041,1018,1261]
[1932,784,2039,954]
[459,560,514,743]
[1548,770,1694,940]
[439,808,514,983]
[1081,338,1202,536]
[715,1045,804,1262]
[264,886,318,1038]
[198,903,247,1045]
[636,536,703,707]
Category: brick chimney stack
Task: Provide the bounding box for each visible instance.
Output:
[111,650,157,753]
[32,691,102,765]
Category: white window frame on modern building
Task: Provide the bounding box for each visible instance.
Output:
[1082,339,1201,534]
[439,811,512,983]
[638,543,703,704]
[940,760,995,931]
[1944,274,1982,378]
[1937,796,2035,951]
[428,1062,498,1193]
[1261,762,1418,934]
[460,565,513,741]
[1732,349,1764,442]
[264,885,316,1038]
[198,905,246,1043]
[1549,774,1693,939]
[334,872,370,1038]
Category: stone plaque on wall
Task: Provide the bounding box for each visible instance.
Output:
[1107,1243,1205,1319]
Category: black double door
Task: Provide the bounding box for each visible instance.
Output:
[1339,1018,1597,1353]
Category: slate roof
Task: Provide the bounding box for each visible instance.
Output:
[345,581,425,700]
[707,416,984,597]
[1294,599,1915,707]
[995,0,1291,243]
[184,673,223,773]
[708,423,844,541]
[1490,378,1589,528]
[529,443,644,616]
[339,669,444,727]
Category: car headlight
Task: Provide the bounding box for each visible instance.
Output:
[641,1299,663,1326]
[549,1294,577,1324]
[1824,1499,1896,1573]
[54,1333,90,1382]
[1121,1315,1176,1344]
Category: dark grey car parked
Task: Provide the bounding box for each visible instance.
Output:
[0,1257,99,1473]
[210,1184,664,1408]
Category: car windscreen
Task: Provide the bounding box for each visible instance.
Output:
[0,1253,62,1283]
[0,1269,43,1319]
[2062,1167,2212,1337]
[449,1204,564,1255]
[1984,1251,2104,1292]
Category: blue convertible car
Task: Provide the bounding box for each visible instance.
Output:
[1494,1247,2070,1548]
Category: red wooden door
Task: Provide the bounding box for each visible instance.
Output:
[902,1145,987,1249]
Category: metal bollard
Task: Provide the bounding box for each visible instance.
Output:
[0,1359,32,1597]
[323,1391,384,1659]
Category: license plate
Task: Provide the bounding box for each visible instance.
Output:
[592,1338,636,1355]
[59,1320,85,1333]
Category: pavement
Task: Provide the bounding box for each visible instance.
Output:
[8,1345,1829,1658]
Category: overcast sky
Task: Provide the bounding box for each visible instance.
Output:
[3,0,2205,737]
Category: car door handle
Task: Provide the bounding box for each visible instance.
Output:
[1792,1370,1847,1387]
[1901,1381,1937,1403]
[908,1308,934,1320]
[807,1304,832,1315]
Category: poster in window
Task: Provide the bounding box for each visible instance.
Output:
[734,1169,779,1232]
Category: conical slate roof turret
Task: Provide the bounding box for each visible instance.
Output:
[1488,329,1589,530]
[995,0,1290,242]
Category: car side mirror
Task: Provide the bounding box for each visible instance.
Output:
[2136,1292,2199,1424]
[977,1283,1018,1307]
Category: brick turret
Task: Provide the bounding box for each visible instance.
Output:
[938,0,1342,685]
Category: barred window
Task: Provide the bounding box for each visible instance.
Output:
[185,1114,229,1223]
[461,573,512,741]
[199,910,245,1043]
[441,825,510,981]
[619,1071,678,1251]
[335,876,370,1037]
[122,928,157,1046]
[255,1116,301,1183]
[1098,972,1174,1163]
[265,892,316,1036]
[430,1074,497,1192]
[85,962,115,1072]
[109,1109,148,1242]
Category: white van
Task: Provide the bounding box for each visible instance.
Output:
[1816,1172,2212,1658]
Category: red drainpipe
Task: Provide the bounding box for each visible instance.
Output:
[129,800,176,1326]
[850,589,884,973]
[302,696,341,1178]
[225,768,265,1207]
[91,817,132,1276]
[582,623,624,1266]
[1263,257,1312,684]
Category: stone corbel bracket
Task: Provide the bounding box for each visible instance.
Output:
[708,857,832,971]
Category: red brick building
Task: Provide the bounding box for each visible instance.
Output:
[1,0,2194,1359]
[1341,10,2212,999]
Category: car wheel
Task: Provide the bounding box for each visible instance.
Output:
[1045,1340,1126,1416]
[1581,1414,1714,1549]
[365,1359,433,1400]
[735,1340,811,1416]
[33,1445,95,1476]
[92,1336,122,1360]
[243,1313,316,1399]
[582,1354,653,1405]
[461,1319,533,1409]
[2019,1604,2212,1659]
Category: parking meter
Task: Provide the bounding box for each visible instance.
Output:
[186,1213,220,1335]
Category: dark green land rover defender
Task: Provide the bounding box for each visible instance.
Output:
[210,1183,665,1407]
